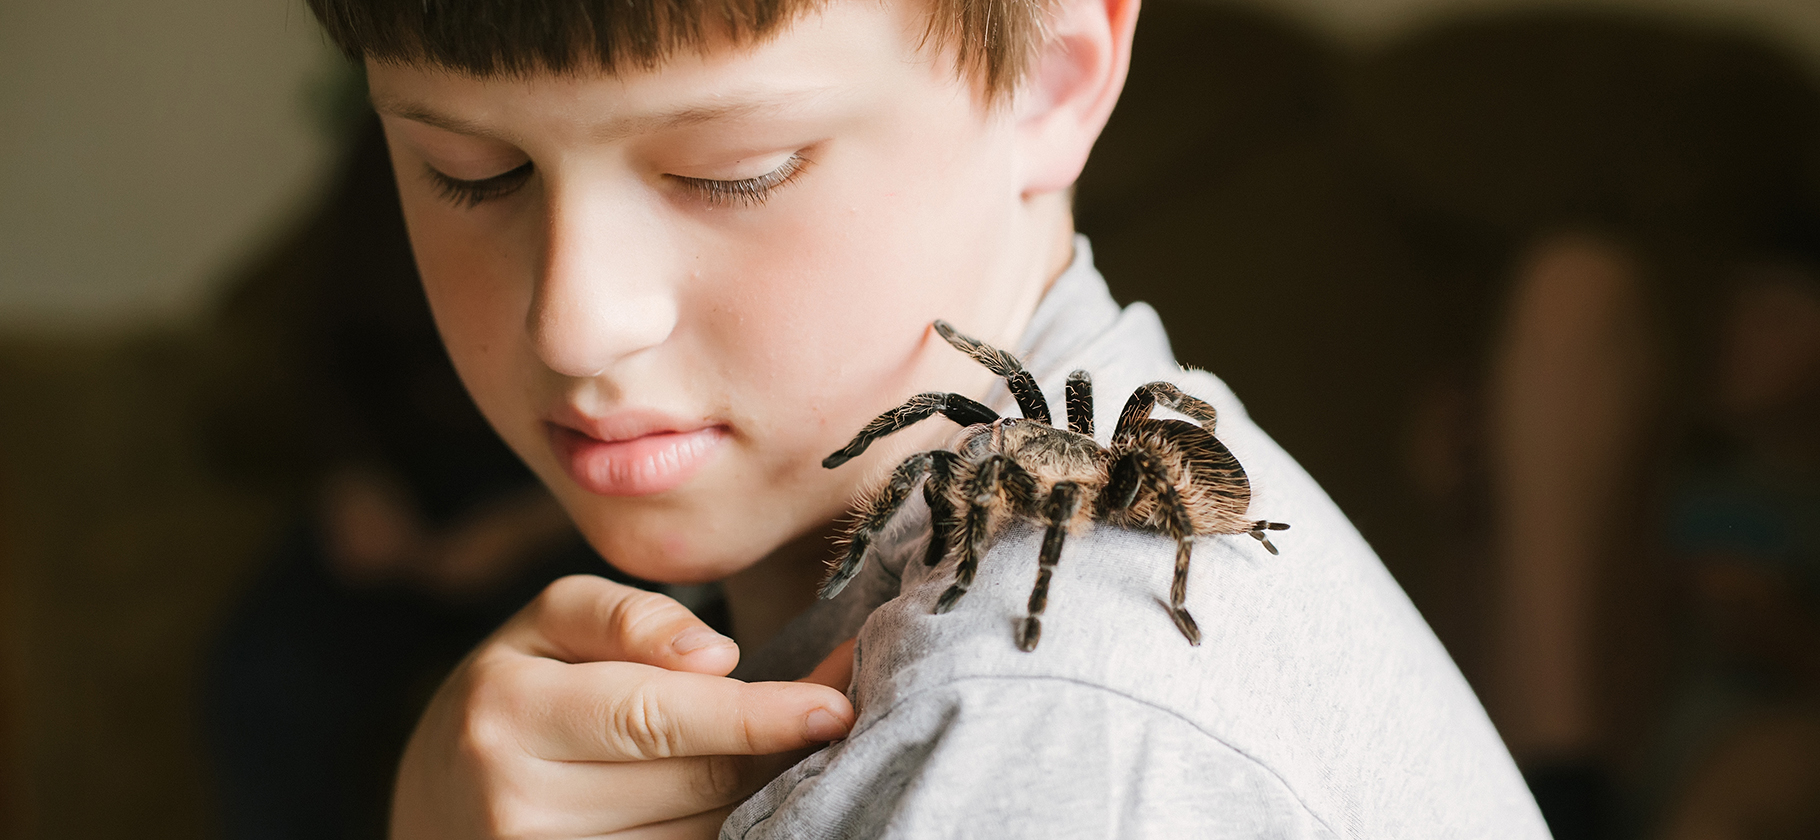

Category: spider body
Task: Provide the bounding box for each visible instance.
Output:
[954,419,1106,497]
[821,321,1288,651]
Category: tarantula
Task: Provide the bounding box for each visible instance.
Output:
[820,320,1288,651]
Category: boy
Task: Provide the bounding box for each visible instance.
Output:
[303,0,1550,836]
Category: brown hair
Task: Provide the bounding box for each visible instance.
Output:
[305,0,1051,99]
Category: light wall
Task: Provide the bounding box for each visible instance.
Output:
[0,0,341,332]
[5,0,1820,331]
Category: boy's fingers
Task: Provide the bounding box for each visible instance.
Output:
[515,659,853,761]
[505,574,739,674]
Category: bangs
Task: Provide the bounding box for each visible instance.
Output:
[307,0,1045,96]
[307,0,821,76]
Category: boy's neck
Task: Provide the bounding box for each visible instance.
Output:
[723,519,845,650]
[1036,200,1079,300]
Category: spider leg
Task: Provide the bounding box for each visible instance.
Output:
[1247,520,1291,555]
[1065,370,1093,436]
[821,451,941,599]
[1016,480,1084,652]
[922,451,962,567]
[1106,449,1144,512]
[933,320,1053,426]
[1114,381,1220,438]
[823,392,999,468]
[934,457,999,614]
[1114,449,1204,645]
[934,454,1038,614]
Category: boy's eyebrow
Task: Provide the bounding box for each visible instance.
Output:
[372,97,494,136]
[371,91,824,141]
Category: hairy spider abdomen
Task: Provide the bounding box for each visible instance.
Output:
[1107,419,1256,536]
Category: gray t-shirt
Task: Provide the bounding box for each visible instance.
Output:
[723,238,1550,839]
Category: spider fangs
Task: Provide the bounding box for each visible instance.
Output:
[820,320,1289,651]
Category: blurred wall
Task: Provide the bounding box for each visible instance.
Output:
[0,0,340,332]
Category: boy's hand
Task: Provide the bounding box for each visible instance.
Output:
[390,574,856,840]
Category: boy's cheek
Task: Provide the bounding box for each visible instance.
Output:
[405,220,554,483]
[398,191,535,354]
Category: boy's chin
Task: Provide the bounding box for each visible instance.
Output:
[575,520,780,586]
[553,470,852,586]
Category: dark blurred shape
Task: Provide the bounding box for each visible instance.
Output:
[1079,0,1344,223]
[1657,710,1820,840]
[1651,251,1820,840]
[1482,231,1662,840]
[207,527,607,839]
[1349,11,1820,247]
[1524,762,1610,840]
[0,489,18,835]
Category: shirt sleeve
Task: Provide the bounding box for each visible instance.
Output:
[721,675,1339,840]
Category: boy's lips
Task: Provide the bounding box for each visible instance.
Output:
[545,410,730,497]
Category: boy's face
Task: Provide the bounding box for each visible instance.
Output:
[369,0,1065,583]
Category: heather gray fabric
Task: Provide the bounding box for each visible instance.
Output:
[722,238,1550,839]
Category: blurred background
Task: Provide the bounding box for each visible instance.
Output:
[4,0,1820,837]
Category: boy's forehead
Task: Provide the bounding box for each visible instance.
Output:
[370,82,836,141]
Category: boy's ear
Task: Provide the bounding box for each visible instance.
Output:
[1014,0,1140,196]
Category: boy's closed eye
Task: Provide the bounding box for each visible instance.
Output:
[669,151,811,208]
[426,161,535,208]
[423,150,813,210]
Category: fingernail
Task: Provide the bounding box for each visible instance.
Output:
[672,628,733,655]
[803,708,849,741]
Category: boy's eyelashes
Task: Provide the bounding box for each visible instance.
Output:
[422,152,812,210]
[426,161,535,209]
[667,152,810,208]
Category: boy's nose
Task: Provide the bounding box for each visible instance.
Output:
[527,191,679,378]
